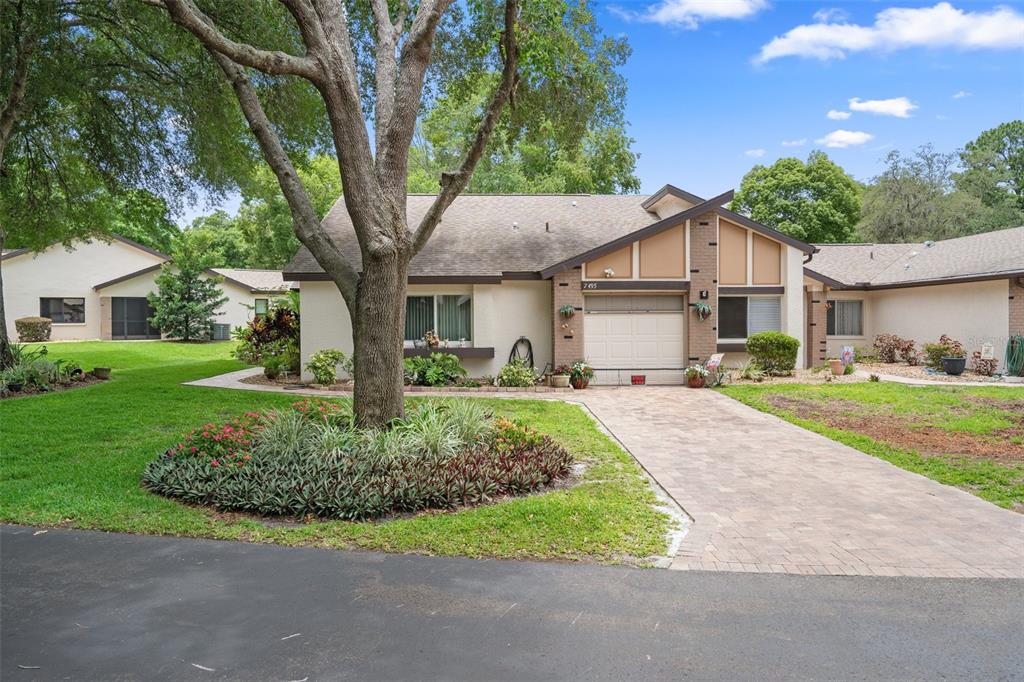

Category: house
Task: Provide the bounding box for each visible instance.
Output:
[285,186,815,384]
[2,235,294,341]
[805,226,1024,367]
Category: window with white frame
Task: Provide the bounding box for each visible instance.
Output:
[717,296,781,339]
[254,298,269,318]
[405,295,472,342]
[40,297,85,323]
[827,299,863,336]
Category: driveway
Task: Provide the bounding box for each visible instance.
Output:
[575,387,1024,578]
[3,526,1022,681]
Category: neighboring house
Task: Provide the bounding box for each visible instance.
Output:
[2,236,294,341]
[805,226,1024,368]
[285,186,814,384]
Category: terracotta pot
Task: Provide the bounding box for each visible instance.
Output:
[687,375,706,388]
[570,377,589,390]
[550,375,571,388]
[829,359,843,376]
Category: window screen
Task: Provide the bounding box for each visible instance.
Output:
[254,298,269,317]
[748,297,782,335]
[405,296,434,341]
[718,297,747,338]
[437,295,472,341]
[40,298,85,323]
[827,300,863,336]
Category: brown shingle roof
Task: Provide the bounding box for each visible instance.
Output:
[211,268,296,293]
[807,226,1024,288]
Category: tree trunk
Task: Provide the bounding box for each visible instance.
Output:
[351,253,410,427]
[0,229,13,369]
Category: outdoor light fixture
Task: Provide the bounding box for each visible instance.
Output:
[604,267,615,278]
[699,290,709,299]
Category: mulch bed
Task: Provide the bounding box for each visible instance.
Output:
[858,362,1005,383]
[1,374,107,400]
[767,395,1024,463]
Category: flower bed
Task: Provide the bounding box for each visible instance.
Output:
[143,399,574,520]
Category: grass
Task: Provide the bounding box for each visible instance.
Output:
[720,381,1024,510]
[0,341,669,562]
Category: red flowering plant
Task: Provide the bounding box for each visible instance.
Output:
[291,398,354,428]
[165,412,264,467]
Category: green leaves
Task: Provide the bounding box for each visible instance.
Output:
[147,262,229,342]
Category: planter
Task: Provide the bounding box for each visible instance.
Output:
[687,375,706,389]
[550,375,571,388]
[829,359,844,376]
[92,367,111,380]
[570,377,589,390]
[7,382,23,392]
[941,356,966,376]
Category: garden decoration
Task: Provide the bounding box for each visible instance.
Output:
[693,302,712,321]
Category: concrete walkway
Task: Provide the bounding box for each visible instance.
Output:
[577,387,1024,578]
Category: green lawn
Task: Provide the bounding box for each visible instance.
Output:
[721,381,1024,510]
[1,341,669,562]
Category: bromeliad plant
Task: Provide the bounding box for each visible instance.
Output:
[692,302,712,321]
[142,398,574,520]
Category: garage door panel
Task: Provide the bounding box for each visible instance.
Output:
[584,310,685,375]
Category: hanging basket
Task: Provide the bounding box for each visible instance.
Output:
[693,302,712,321]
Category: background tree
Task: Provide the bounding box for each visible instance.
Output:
[147,0,614,426]
[147,242,228,342]
[956,120,1024,214]
[731,151,861,243]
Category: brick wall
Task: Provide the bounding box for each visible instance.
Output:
[806,289,828,367]
[552,268,584,367]
[688,213,718,364]
[1011,278,1024,336]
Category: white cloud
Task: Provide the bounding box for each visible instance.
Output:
[781,138,807,147]
[755,2,1024,63]
[952,90,972,98]
[813,8,849,23]
[744,148,767,157]
[936,114,950,120]
[816,130,874,148]
[848,96,917,118]
[827,109,851,120]
[613,0,768,29]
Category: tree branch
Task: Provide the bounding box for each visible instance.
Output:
[371,0,399,154]
[208,50,358,304]
[0,2,34,170]
[157,0,322,81]
[412,0,520,253]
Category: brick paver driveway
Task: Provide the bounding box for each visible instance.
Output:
[575,387,1024,578]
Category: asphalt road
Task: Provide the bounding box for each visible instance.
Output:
[2,525,1022,681]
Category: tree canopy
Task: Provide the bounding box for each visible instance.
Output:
[731,151,861,243]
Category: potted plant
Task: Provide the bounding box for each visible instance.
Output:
[4,366,26,393]
[551,364,572,388]
[684,364,709,388]
[559,304,576,319]
[937,334,966,375]
[423,330,440,349]
[693,302,712,321]
[569,360,594,389]
[828,358,843,376]
[92,367,111,380]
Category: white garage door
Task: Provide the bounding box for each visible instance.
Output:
[584,295,686,385]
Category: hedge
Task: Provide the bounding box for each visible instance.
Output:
[15,316,52,342]
[746,331,800,375]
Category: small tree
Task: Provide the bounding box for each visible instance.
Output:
[148,264,227,342]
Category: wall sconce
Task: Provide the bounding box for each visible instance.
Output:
[699,290,709,300]
[603,268,615,278]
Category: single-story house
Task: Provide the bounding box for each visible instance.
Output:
[806,226,1024,368]
[2,235,294,341]
[285,186,815,384]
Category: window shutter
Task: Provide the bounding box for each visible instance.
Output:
[748,298,781,335]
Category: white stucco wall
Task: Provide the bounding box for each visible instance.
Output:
[783,245,806,369]
[3,239,165,341]
[825,280,1010,365]
[298,279,553,381]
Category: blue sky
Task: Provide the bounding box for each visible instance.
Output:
[178,0,1024,223]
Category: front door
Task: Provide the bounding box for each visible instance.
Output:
[111,297,160,340]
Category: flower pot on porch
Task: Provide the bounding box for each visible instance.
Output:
[551,375,571,388]
[570,377,589,390]
[687,375,706,389]
[828,359,843,376]
[941,357,966,376]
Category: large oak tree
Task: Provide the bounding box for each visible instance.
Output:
[146,0,533,426]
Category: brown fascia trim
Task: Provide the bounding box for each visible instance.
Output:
[719,286,785,295]
[640,184,706,211]
[208,269,270,293]
[4,233,170,263]
[580,280,690,291]
[111,234,172,260]
[404,346,495,359]
[715,208,817,255]
[0,247,30,261]
[804,268,1024,291]
[284,272,506,285]
[93,263,165,291]
[538,190,735,280]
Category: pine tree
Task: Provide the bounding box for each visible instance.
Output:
[147,264,228,342]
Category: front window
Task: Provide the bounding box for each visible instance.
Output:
[827,300,863,336]
[254,298,269,317]
[718,296,781,339]
[405,295,472,342]
[40,297,85,324]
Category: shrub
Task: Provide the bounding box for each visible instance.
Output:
[873,334,914,364]
[232,301,300,372]
[843,362,856,375]
[734,359,765,382]
[970,352,998,376]
[496,358,536,387]
[745,332,799,375]
[923,335,965,368]
[0,345,81,394]
[569,361,594,383]
[404,352,466,386]
[306,348,352,385]
[142,399,573,520]
[15,317,51,342]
